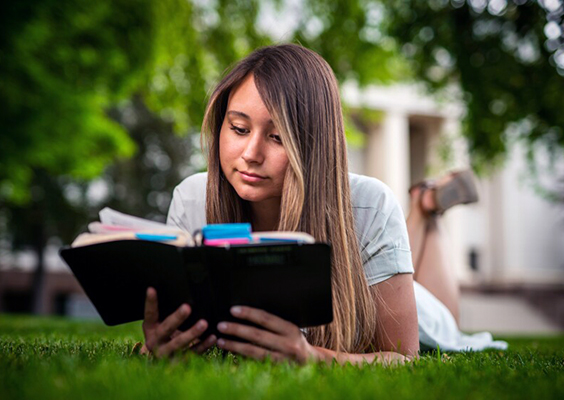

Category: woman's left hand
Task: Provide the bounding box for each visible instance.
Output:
[216,306,321,364]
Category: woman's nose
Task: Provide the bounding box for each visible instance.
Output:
[241,132,265,164]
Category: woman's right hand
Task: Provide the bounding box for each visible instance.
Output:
[140,287,217,358]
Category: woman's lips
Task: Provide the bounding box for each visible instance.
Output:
[238,170,267,182]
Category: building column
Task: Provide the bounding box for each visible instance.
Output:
[440,116,471,283]
[381,110,411,213]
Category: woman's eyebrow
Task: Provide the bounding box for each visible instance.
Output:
[227,110,251,120]
[227,110,273,124]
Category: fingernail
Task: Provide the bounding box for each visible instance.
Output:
[208,335,217,342]
[217,322,227,332]
[197,319,207,329]
[231,306,242,315]
[217,339,225,347]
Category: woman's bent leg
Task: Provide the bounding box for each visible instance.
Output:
[407,187,460,324]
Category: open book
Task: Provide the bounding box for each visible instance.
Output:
[60,208,333,340]
[71,207,316,248]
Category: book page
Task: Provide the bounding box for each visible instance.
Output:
[71,231,193,248]
[88,222,185,235]
[99,207,173,231]
[66,207,195,248]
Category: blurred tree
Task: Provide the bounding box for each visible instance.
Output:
[1,0,405,207]
[381,0,564,171]
[0,0,156,313]
[295,0,410,84]
[1,0,406,314]
[0,0,271,313]
[0,0,154,204]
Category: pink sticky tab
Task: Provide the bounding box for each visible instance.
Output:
[204,238,250,246]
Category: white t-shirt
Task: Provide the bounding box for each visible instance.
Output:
[166,172,413,285]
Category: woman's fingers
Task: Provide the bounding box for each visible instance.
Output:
[142,289,216,358]
[191,334,217,354]
[143,287,217,357]
[217,338,285,362]
[217,308,317,363]
[143,287,159,326]
[230,306,297,335]
[155,303,191,340]
[156,319,208,357]
[217,321,290,354]
[170,330,182,339]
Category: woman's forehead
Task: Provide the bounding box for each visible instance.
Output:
[227,75,273,124]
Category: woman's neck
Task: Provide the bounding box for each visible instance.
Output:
[250,197,281,232]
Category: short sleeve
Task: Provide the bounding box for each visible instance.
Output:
[166,173,208,233]
[167,186,190,232]
[350,174,414,286]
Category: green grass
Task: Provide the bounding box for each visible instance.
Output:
[1,314,563,400]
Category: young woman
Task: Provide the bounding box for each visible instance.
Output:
[140,44,506,364]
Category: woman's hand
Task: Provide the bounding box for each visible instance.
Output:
[140,287,217,358]
[215,306,321,364]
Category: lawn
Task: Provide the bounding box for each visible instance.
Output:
[1,314,563,400]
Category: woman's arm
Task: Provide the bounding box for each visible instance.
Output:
[313,346,408,365]
[312,273,419,365]
[371,273,420,356]
[305,273,419,365]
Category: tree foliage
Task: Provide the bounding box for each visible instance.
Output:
[1,0,405,209]
[0,0,273,312]
[6,0,564,312]
[381,0,564,169]
[0,0,156,203]
[293,0,409,84]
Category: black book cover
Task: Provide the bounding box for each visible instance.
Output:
[59,241,333,340]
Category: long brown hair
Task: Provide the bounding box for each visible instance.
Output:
[202,44,377,353]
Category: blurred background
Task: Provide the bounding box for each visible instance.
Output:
[1,0,563,335]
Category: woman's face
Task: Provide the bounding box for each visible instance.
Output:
[219,74,289,205]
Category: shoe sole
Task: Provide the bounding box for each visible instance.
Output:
[435,170,479,213]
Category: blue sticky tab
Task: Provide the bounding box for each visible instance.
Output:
[135,233,178,241]
[202,223,252,240]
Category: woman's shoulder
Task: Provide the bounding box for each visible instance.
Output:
[348,172,399,211]
[173,172,208,200]
[167,172,207,231]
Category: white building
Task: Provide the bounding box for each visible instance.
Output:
[343,82,564,287]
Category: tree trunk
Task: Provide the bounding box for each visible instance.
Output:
[30,206,46,315]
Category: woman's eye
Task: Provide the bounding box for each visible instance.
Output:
[230,124,248,135]
[271,134,282,143]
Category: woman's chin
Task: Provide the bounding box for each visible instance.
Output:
[235,190,267,203]
[233,186,277,204]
